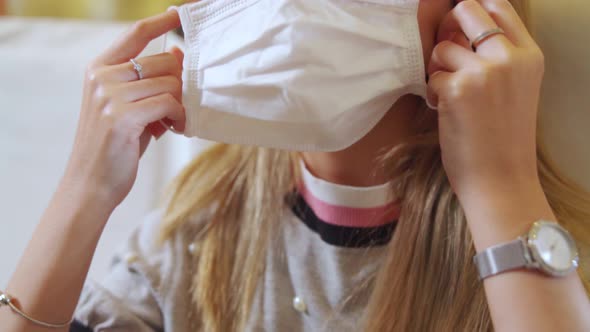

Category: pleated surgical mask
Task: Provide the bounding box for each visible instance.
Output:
[173,0,427,151]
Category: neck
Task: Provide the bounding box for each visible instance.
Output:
[301,95,426,187]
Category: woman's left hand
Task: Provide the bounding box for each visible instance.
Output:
[427,0,546,225]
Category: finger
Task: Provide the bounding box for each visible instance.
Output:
[100,52,182,82]
[439,0,512,53]
[427,71,454,110]
[127,93,185,127]
[109,76,182,103]
[428,40,481,76]
[96,10,180,65]
[477,0,536,48]
[169,47,184,68]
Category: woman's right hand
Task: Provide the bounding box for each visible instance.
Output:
[63,10,185,211]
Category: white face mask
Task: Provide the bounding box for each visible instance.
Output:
[173,0,426,152]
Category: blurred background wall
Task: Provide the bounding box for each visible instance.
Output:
[532,0,590,193]
[5,0,180,20]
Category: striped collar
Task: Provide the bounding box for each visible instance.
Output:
[291,161,400,248]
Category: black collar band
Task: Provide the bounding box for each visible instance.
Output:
[290,193,397,248]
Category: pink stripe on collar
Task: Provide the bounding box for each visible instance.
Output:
[298,184,400,228]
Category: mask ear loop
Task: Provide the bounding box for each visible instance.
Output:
[158,16,184,136]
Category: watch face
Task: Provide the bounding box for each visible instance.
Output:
[528,221,579,275]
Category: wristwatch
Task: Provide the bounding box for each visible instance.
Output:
[474,220,579,279]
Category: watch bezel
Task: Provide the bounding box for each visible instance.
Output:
[527,220,579,277]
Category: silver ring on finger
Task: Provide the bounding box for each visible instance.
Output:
[470,27,506,51]
[130,58,144,80]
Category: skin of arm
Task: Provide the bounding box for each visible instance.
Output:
[0,182,111,332]
[463,177,590,332]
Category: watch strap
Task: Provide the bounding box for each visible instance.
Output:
[473,238,530,279]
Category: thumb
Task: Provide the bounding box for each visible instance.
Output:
[169,46,184,68]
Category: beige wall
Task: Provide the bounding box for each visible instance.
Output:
[6,0,177,20]
[531,0,590,190]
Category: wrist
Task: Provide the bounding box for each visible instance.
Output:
[458,177,555,252]
[53,178,115,226]
[58,171,120,210]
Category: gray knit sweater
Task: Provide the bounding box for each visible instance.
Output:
[73,166,397,331]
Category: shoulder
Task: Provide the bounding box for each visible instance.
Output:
[120,209,206,292]
[74,209,208,330]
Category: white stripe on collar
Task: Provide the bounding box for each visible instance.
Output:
[299,161,395,208]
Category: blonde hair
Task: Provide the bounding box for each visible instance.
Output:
[157,1,590,330]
